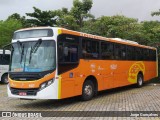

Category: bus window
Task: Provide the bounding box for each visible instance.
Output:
[143,48,149,61]
[101,42,114,60]
[121,45,126,60]
[59,43,78,63]
[114,44,121,60]
[126,46,135,60]
[82,38,99,59]
[58,34,79,63]
[150,49,156,61]
[58,34,79,74]
[135,47,143,61]
[0,54,10,65]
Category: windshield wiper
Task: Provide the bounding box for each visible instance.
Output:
[17,40,25,63]
[29,39,42,63]
[17,40,22,53]
[32,39,42,53]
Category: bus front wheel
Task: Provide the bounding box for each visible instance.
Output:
[137,74,143,87]
[81,80,94,101]
[1,74,8,84]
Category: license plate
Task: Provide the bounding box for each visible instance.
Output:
[19,92,27,96]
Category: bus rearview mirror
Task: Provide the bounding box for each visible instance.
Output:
[2,43,12,56]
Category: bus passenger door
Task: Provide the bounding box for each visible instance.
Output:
[57,34,79,99]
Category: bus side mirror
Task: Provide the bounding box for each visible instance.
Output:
[2,43,11,58]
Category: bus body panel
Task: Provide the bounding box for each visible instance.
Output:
[0,65,9,80]
[59,60,157,99]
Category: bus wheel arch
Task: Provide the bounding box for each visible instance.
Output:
[137,71,144,87]
[1,73,9,84]
[81,75,98,101]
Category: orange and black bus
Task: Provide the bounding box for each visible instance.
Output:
[7,27,158,100]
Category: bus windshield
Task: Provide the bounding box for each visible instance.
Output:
[10,40,56,72]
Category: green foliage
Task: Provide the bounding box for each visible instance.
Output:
[55,8,79,30]
[141,21,160,45]
[0,19,22,48]
[81,15,144,42]
[24,0,93,29]
[26,7,58,26]
[151,9,160,16]
[71,0,94,28]
[81,15,160,46]
[57,14,79,30]
[7,13,28,27]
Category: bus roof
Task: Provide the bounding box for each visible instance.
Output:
[14,27,156,50]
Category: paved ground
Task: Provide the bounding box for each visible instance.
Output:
[0,83,160,120]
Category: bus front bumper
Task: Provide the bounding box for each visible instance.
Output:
[7,83,59,100]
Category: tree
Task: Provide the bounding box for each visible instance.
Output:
[55,8,79,30]
[26,7,58,26]
[0,19,22,48]
[23,0,94,29]
[81,15,137,36]
[70,0,94,28]
[7,13,29,27]
[141,21,160,45]
[81,15,152,45]
[151,9,160,16]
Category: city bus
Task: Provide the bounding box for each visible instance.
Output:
[0,49,10,84]
[7,27,158,100]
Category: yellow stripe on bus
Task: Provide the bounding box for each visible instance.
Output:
[58,29,62,35]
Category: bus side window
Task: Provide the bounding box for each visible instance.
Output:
[114,44,121,60]
[150,49,156,61]
[0,54,10,65]
[101,42,113,60]
[82,39,99,59]
[126,46,135,60]
[59,42,78,63]
[135,47,143,61]
[121,45,126,60]
[70,45,78,62]
[143,49,149,61]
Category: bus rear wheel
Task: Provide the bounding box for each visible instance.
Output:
[137,74,143,87]
[1,74,8,84]
[81,80,94,101]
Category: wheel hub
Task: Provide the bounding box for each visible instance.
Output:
[139,77,142,86]
[84,85,92,96]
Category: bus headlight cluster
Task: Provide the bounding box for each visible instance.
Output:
[40,79,54,90]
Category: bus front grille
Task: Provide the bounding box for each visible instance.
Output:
[10,88,38,96]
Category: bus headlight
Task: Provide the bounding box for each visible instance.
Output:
[40,83,47,90]
[39,79,54,90]
[47,79,53,86]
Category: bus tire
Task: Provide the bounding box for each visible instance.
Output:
[1,73,8,84]
[81,80,94,101]
[137,73,143,88]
